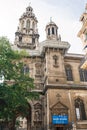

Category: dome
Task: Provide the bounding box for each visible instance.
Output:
[46,20,58,29]
[20,5,37,21]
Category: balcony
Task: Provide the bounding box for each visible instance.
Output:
[17,42,36,49]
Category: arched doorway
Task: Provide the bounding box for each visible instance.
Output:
[55,126,64,130]
[16,103,31,130]
[50,101,68,130]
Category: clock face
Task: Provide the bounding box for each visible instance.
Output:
[23,37,30,43]
[22,36,32,44]
[26,37,29,42]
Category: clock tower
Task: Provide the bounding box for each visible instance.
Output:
[14,5,39,49]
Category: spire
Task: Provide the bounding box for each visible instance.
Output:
[29,0,31,6]
[14,4,39,49]
[50,17,52,22]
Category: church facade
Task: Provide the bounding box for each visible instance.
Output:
[13,5,87,130]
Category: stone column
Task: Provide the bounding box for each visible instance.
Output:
[47,92,50,130]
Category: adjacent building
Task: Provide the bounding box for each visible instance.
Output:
[78,4,87,69]
[12,4,87,130]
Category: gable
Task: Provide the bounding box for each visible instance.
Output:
[50,101,68,115]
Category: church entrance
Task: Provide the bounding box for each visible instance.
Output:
[55,127,63,130]
[16,103,31,130]
[50,100,69,130]
[55,125,64,130]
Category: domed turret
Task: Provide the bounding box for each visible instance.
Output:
[45,19,58,40]
[14,5,39,49]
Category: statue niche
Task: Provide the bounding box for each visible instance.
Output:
[53,55,59,67]
[35,63,42,76]
[34,103,42,122]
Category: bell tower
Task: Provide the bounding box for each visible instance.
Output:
[45,19,58,40]
[14,5,39,49]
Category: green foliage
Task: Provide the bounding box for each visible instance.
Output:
[0,37,39,128]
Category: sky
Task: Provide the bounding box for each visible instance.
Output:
[0,0,87,54]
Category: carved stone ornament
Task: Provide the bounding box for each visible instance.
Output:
[53,55,59,67]
[50,101,68,115]
[34,103,42,122]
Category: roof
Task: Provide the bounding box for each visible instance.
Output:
[46,21,58,28]
[12,39,70,56]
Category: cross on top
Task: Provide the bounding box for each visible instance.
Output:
[50,17,52,22]
[56,93,61,101]
[29,1,31,6]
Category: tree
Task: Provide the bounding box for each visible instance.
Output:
[0,37,38,130]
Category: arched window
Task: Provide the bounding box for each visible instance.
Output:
[52,27,54,34]
[65,65,73,81]
[21,20,24,29]
[32,22,35,30]
[53,55,58,66]
[48,28,50,35]
[22,64,29,75]
[0,75,4,84]
[0,71,4,84]
[75,98,86,120]
[19,36,22,42]
[56,29,57,35]
[79,69,87,82]
[85,33,87,41]
[26,20,30,29]
[32,38,35,44]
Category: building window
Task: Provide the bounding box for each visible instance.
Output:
[21,20,24,29]
[53,55,58,67]
[79,69,87,82]
[75,98,86,120]
[32,22,35,30]
[0,75,4,84]
[52,27,54,34]
[56,29,57,35]
[32,35,35,43]
[48,28,50,35]
[32,38,35,44]
[84,33,87,41]
[26,20,30,29]
[65,65,73,81]
[22,64,29,75]
[19,36,22,42]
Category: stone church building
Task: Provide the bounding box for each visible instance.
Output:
[12,4,87,130]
